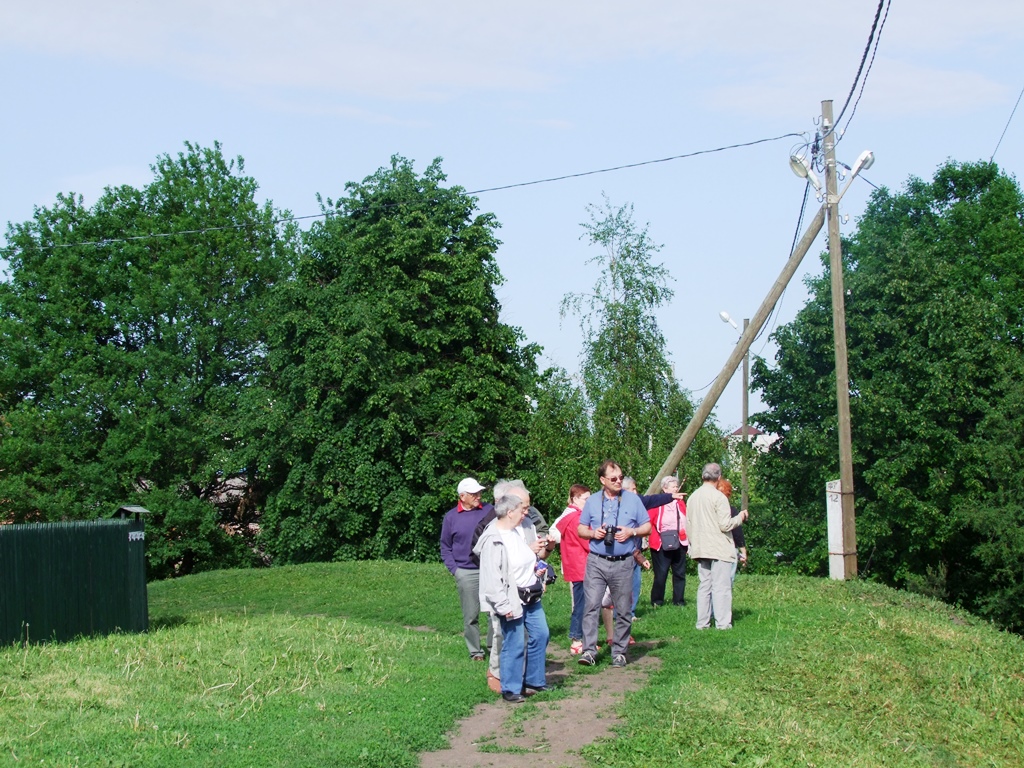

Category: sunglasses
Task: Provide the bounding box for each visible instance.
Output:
[604,475,623,483]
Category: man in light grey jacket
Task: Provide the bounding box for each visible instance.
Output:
[686,463,749,630]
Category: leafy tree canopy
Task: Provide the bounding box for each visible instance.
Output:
[0,142,295,577]
[520,366,595,516]
[249,156,539,563]
[752,160,1024,631]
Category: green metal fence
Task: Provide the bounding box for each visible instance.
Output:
[0,516,149,645]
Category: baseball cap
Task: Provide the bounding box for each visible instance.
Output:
[457,478,486,494]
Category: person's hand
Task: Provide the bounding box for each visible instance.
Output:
[740,509,750,522]
[671,492,687,500]
[529,538,546,555]
[593,525,607,541]
[614,526,634,543]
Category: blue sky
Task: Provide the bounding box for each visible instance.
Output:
[2,0,1022,430]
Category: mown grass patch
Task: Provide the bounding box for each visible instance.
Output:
[2,562,488,767]
[589,575,1024,767]
[147,561,458,630]
[3,564,1022,767]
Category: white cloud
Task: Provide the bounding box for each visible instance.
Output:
[705,55,1012,119]
[856,59,1010,114]
[2,0,1022,109]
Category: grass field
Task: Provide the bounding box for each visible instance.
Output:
[2,562,1022,767]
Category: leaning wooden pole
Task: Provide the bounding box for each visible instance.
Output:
[645,204,826,495]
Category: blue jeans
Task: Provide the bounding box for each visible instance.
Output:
[499,601,550,694]
[569,581,585,640]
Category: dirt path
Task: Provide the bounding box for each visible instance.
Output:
[419,642,660,768]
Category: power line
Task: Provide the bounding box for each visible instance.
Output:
[838,162,880,190]
[689,374,719,396]
[824,0,889,142]
[765,0,892,363]
[31,212,327,249]
[466,133,805,194]
[838,0,891,140]
[991,83,1024,162]
[788,181,813,266]
[757,143,817,346]
[752,179,813,360]
[784,0,890,179]
[31,132,805,250]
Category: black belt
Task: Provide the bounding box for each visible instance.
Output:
[591,553,630,562]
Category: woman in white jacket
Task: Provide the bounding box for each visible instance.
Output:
[474,491,550,703]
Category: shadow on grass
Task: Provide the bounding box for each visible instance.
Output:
[624,640,662,663]
[149,615,190,630]
[733,607,754,623]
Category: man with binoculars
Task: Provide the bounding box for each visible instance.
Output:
[576,460,652,668]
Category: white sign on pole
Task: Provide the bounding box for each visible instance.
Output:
[826,479,844,580]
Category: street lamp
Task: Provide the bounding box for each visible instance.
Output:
[720,311,750,510]
[792,149,874,203]
[790,149,874,203]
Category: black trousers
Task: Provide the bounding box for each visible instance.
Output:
[651,545,688,605]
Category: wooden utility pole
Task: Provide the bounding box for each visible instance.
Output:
[822,99,858,578]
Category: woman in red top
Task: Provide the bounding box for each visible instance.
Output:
[550,484,591,654]
[649,475,688,606]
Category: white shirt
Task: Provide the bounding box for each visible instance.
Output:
[500,527,538,588]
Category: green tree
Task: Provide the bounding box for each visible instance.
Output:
[561,196,720,491]
[961,379,1024,632]
[521,367,594,516]
[752,160,1024,629]
[249,156,538,563]
[0,143,295,577]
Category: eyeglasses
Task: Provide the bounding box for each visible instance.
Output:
[604,475,623,483]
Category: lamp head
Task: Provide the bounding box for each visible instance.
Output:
[720,311,739,330]
[851,150,874,175]
[789,153,822,192]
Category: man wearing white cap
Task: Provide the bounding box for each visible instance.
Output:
[440,477,495,660]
